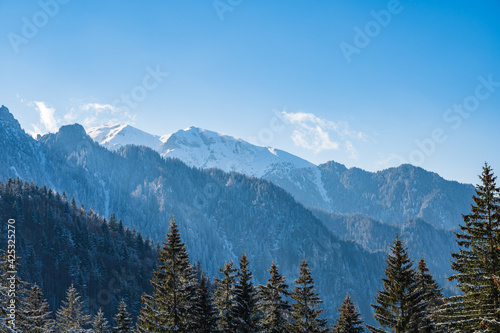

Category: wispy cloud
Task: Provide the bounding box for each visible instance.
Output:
[345,140,358,159]
[282,111,367,158]
[24,100,136,137]
[375,153,406,168]
[64,102,136,129]
[80,103,117,112]
[30,101,59,134]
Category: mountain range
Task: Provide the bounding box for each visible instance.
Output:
[89,122,475,230]
[0,105,478,323]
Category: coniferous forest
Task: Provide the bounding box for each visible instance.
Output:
[0,163,499,332]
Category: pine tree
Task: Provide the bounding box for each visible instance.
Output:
[366,235,424,333]
[113,298,133,333]
[287,259,328,333]
[137,216,198,332]
[93,308,111,333]
[214,261,238,332]
[258,262,290,333]
[233,252,260,332]
[56,284,92,332]
[20,284,55,333]
[192,276,217,333]
[332,293,364,333]
[415,256,443,333]
[440,164,500,331]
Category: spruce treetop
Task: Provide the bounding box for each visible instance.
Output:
[367,235,423,333]
[332,293,364,333]
[288,259,328,333]
[56,284,91,332]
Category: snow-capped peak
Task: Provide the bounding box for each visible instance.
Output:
[87,123,316,178]
[86,123,323,200]
[87,124,162,151]
[158,126,315,178]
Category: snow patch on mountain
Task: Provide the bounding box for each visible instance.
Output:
[313,167,331,205]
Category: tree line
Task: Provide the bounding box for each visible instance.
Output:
[1,163,500,332]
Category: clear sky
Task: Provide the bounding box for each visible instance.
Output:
[1,0,499,184]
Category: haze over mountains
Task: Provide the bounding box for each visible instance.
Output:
[0,105,478,323]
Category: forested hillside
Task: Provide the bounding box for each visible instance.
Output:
[0,178,156,321]
[311,209,459,295]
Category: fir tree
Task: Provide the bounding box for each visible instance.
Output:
[71,195,77,210]
[366,235,424,333]
[441,164,500,332]
[416,256,443,333]
[287,259,328,333]
[192,276,217,333]
[214,261,238,332]
[233,252,260,332]
[56,284,92,332]
[113,298,133,333]
[20,284,55,333]
[109,213,118,233]
[137,216,198,332]
[93,308,111,333]
[258,262,290,333]
[332,293,364,333]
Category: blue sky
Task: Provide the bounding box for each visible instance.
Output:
[1,0,499,184]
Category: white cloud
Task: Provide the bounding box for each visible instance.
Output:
[31,101,59,133]
[345,140,358,159]
[80,103,117,113]
[290,126,339,153]
[282,111,367,157]
[63,102,135,129]
[24,100,136,137]
[375,153,407,168]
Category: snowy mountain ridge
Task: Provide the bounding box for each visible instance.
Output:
[88,124,316,178]
[88,122,474,229]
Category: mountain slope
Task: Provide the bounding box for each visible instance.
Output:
[318,161,475,229]
[0,178,156,321]
[311,208,459,295]
[0,105,50,183]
